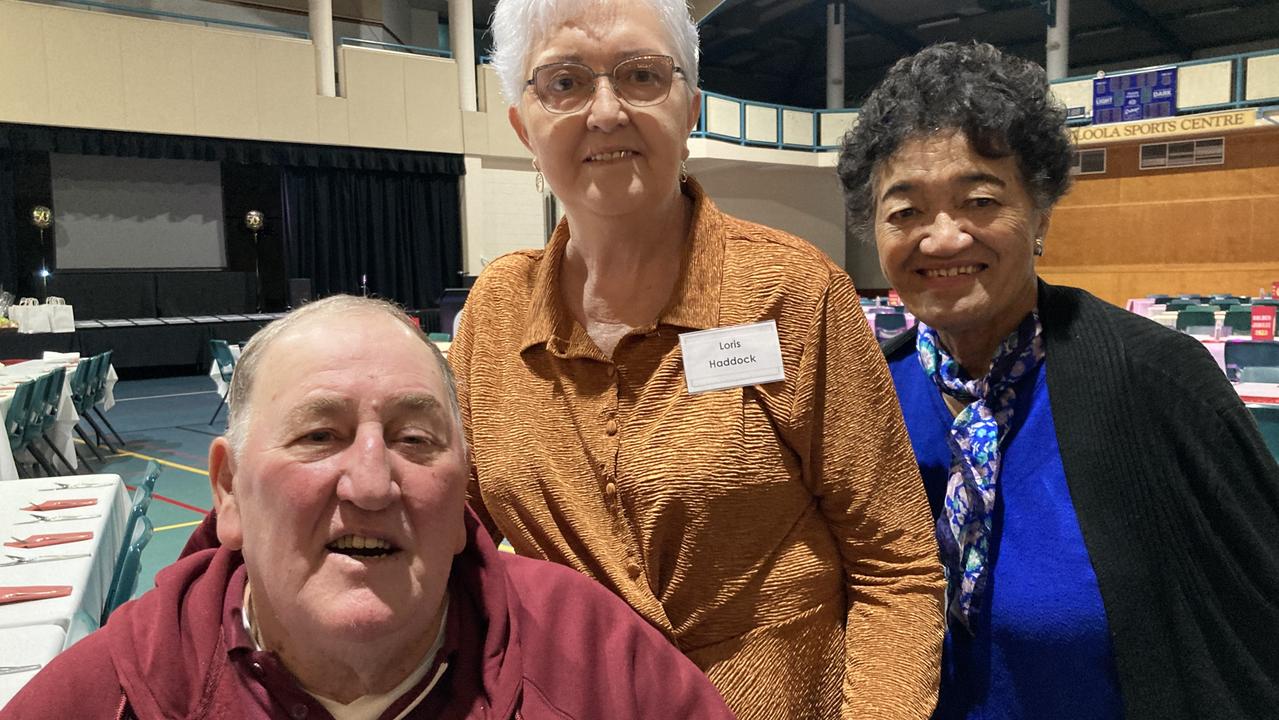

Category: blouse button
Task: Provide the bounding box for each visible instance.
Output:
[605,419,618,436]
[604,482,617,502]
[626,562,642,580]
[606,365,616,378]
[290,704,309,719]
[250,662,265,677]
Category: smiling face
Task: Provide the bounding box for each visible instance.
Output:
[508,1,701,219]
[209,311,467,650]
[873,131,1048,353]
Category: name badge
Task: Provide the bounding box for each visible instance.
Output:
[679,320,786,394]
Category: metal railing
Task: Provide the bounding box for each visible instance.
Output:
[29,0,308,37]
[338,37,451,59]
[20,0,1279,154]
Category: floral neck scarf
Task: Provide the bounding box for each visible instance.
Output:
[916,311,1045,633]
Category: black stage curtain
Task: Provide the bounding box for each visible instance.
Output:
[282,167,461,310]
[0,123,464,309]
[0,123,464,174]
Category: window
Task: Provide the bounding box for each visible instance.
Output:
[1069,148,1107,175]
[1139,137,1225,170]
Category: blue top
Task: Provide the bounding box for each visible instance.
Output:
[888,348,1125,720]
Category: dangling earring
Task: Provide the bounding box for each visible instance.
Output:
[1033,237,1045,256]
[679,160,688,184]
[532,158,544,194]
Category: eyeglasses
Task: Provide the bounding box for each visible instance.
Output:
[525,55,685,114]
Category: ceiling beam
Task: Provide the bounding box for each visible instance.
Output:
[690,0,731,24]
[1102,0,1192,58]
[842,1,922,56]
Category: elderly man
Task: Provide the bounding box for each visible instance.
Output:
[6,296,734,720]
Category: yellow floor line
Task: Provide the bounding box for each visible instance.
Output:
[154,520,203,533]
[111,449,209,477]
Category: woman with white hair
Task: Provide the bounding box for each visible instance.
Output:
[448,1,944,717]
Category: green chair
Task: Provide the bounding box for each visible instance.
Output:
[70,356,108,459]
[101,514,154,625]
[25,367,76,474]
[1211,298,1240,310]
[1222,307,1252,336]
[102,482,156,625]
[1165,299,1196,311]
[1248,405,1279,464]
[1175,308,1216,333]
[87,351,125,448]
[5,380,55,477]
[74,353,117,454]
[209,340,237,425]
[1225,340,1279,382]
[428,332,451,342]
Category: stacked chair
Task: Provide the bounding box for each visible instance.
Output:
[5,366,84,477]
[208,339,237,425]
[71,351,126,459]
[101,461,162,625]
[4,381,55,477]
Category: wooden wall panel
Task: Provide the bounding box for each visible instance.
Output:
[1042,128,1279,305]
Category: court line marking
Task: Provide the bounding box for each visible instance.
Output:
[113,448,209,477]
[113,390,218,402]
[154,520,204,533]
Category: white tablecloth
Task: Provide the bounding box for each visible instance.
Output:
[0,475,128,647]
[5,306,75,335]
[0,360,118,481]
[1236,382,1279,405]
[0,624,66,709]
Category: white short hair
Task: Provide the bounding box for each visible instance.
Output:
[489,0,700,107]
[224,295,462,456]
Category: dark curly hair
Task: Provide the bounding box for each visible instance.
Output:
[837,41,1073,244]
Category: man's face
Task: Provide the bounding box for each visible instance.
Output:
[210,312,467,645]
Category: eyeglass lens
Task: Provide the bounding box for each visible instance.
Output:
[534,56,676,113]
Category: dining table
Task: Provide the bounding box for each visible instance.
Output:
[0,624,66,709]
[0,474,128,650]
[0,356,118,482]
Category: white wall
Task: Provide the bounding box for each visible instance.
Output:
[691,161,847,269]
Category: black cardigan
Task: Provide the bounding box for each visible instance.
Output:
[883,281,1279,719]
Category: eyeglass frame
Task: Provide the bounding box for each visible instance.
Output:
[523,54,687,115]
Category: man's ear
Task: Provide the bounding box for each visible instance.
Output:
[208,437,244,551]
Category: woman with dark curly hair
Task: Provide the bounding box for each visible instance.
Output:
[839,41,1279,720]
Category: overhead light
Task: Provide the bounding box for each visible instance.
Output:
[1185,5,1239,18]
[916,16,961,30]
[1076,25,1124,39]
[956,4,987,16]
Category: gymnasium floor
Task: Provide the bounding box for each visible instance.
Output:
[90,374,225,593]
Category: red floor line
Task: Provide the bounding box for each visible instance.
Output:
[126,484,210,516]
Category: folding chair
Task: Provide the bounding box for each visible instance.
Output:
[75,354,118,454]
[101,515,154,625]
[209,339,237,425]
[102,483,156,625]
[88,351,126,448]
[5,381,55,477]
[69,356,107,462]
[26,367,76,474]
